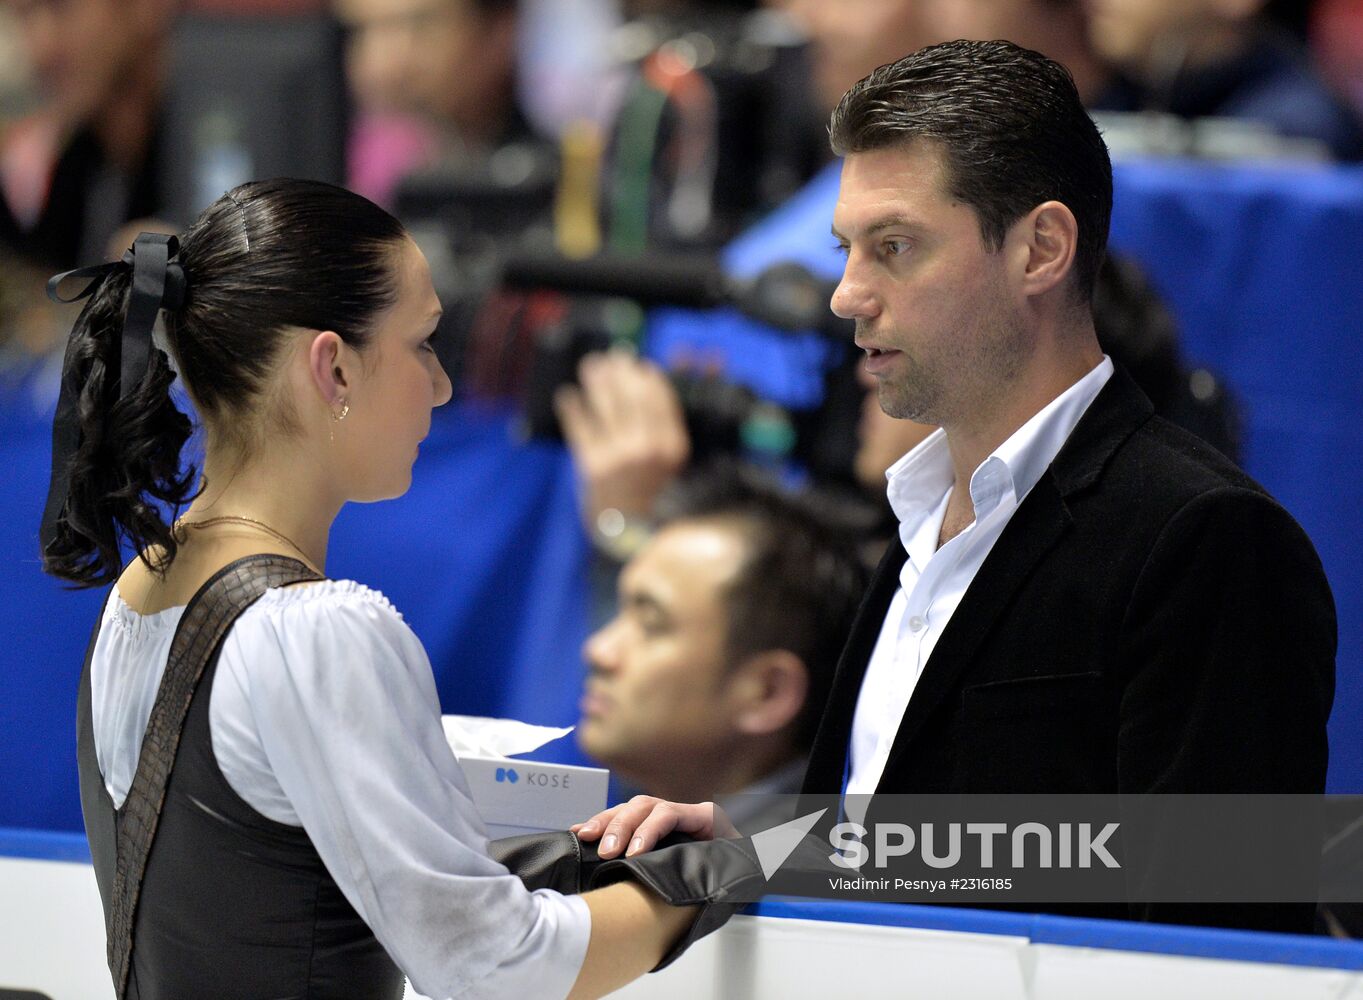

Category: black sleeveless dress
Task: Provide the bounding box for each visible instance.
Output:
[75,555,404,999]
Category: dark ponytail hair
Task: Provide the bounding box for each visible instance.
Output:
[43,264,194,587]
[43,179,408,587]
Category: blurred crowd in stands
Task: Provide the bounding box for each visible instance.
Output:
[1,0,1360,807]
[4,0,1361,263]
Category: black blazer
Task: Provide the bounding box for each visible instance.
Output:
[802,368,1336,929]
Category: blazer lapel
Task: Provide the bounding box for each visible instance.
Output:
[874,367,1155,790]
[801,536,907,793]
[875,475,1072,787]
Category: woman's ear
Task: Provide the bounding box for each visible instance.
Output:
[307,330,350,407]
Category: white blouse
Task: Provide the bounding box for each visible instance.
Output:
[90,579,590,1000]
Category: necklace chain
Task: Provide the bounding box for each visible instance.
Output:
[175,515,320,572]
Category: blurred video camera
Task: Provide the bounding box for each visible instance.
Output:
[498,253,862,481]
[392,5,863,481]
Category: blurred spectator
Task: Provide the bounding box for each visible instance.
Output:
[1312,0,1363,118]
[784,0,938,115]
[0,0,177,269]
[1090,252,1241,462]
[0,5,37,118]
[921,0,1137,107]
[1084,0,1363,159]
[336,0,526,205]
[576,466,867,818]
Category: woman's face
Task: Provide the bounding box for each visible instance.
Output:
[338,237,452,501]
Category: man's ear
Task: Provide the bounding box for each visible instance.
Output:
[307,330,351,408]
[1011,200,1079,300]
[731,650,809,737]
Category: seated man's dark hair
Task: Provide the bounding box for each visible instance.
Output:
[829,39,1113,302]
[655,462,870,751]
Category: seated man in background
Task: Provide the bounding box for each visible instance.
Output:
[576,466,868,827]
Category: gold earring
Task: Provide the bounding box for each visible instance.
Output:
[330,399,349,443]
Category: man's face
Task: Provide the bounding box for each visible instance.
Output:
[831,142,1028,426]
[6,0,153,126]
[785,0,935,114]
[578,521,749,777]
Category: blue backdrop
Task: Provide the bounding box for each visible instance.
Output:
[2,157,1361,834]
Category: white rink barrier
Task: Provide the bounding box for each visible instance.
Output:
[5,828,1363,1000]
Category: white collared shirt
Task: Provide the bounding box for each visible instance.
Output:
[846,357,1115,795]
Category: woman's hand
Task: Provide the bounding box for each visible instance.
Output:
[572,795,737,858]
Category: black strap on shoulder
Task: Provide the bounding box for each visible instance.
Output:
[106,554,322,998]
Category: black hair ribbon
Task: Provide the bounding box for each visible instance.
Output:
[39,233,187,554]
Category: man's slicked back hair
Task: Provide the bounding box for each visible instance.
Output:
[829,39,1113,302]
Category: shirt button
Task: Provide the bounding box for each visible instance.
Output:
[908,615,926,633]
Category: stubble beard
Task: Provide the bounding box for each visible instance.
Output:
[875,357,942,423]
[865,306,1030,428]
[858,318,943,423]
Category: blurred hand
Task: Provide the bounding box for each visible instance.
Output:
[555,350,690,527]
[571,795,737,859]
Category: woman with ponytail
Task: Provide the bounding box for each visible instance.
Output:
[40,180,737,1000]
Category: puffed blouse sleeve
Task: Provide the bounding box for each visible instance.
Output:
[221,583,590,1000]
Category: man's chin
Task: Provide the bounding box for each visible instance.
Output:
[573,721,611,761]
[877,385,932,424]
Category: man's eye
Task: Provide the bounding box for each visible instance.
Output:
[638,614,669,636]
[833,241,850,258]
[883,239,908,257]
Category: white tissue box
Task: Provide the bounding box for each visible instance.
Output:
[442,715,609,840]
[456,754,610,840]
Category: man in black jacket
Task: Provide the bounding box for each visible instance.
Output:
[578,39,1336,933]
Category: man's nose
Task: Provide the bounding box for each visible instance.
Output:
[831,260,873,321]
[583,622,621,673]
